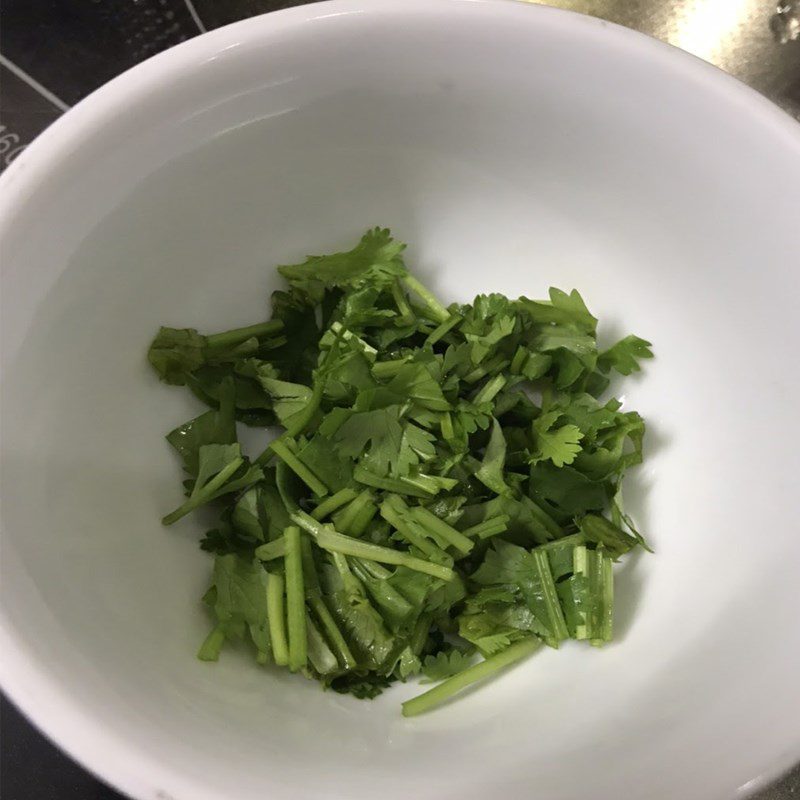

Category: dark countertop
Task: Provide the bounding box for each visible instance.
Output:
[1,1,799,798]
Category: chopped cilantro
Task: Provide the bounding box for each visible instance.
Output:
[148,228,653,714]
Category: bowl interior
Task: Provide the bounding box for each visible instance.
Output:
[2,3,799,800]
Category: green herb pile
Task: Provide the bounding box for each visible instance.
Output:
[148,228,653,716]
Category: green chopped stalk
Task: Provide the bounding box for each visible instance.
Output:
[538,532,586,551]
[205,320,284,350]
[290,510,329,538]
[580,513,639,557]
[410,506,474,555]
[292,511,454,581]
[284,527,307,672]
[409,612,433,655]
[593,554,614,646]
[380,499,448,560]
[392,279,415,325]
[532,549,569,642]
[526,499,561,540]
[573,546,590,640]
[255,538,287,561]
[401,637,542,717]
[401,472,457,495]
[254,370,328,467]
[353,466,434,498]
[425,313,462,346]
[311,488,358,521]
[301,538,357,670]
[463,355,509,384]
[305,612,339,675]
[509,346,527,374]
[197,625,226,661]
[316,528,455,581]
[461,515,510,540]
[351,560,414,617]
[473,374,507,406]
[283,380,325,437]
[371,357,412,380]
[310,596,357,670]
[351,559,390,583]
[400,274,449,323]
[334,490,374,532]
[270,438,328,498]
[347,500,378,537]
[162,457,243,525]
[574,545,614,645]
[267,571,289,666]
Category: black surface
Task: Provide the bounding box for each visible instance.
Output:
[1,694,126,800]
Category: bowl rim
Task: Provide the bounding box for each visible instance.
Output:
[1,2,799,799]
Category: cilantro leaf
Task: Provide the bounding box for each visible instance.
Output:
[420,649,475,683]
[530,411,584,468]
[598,335,653,375]
[278,228,407,301]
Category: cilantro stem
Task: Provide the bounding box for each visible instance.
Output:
[461,515,510,540]
[463,355,509,384]
[300,537,357,670]
[197,625,226,661]
[532,549,569,642]
[352,558,391,580]
[579,513,638,557]
[284,527,307,672]
[574,545,614,645]
[333,490,376,536]
[311,597,357,670]
[267,572,289,666]
[305,613,338,675]
[593,553,614,646]
[371,357,411,380]
[380,498,448,561]
[347,499,378,537]
[253,379,325,468]
[291,511,455,581]
[527,499,561,540]
[316,528,455,581]
[352,466,434,498]
[538,532,585,550]
[410,506,474,555]
[255,538,287,561]
[161,457,243,525]
[391,280,415,325]
[473,374,507,406]
[409,612,433,655]
[351,560,414,617]
[205,320,284,350]
[401,637,542,717]
[401,473,458,494]
[510,346,528,375]
[425,313,462,346]
[311,488,358,521]
[270,438,328,498]
[400,275,449,323]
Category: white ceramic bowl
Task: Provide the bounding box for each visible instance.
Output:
[2,2,799,799]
